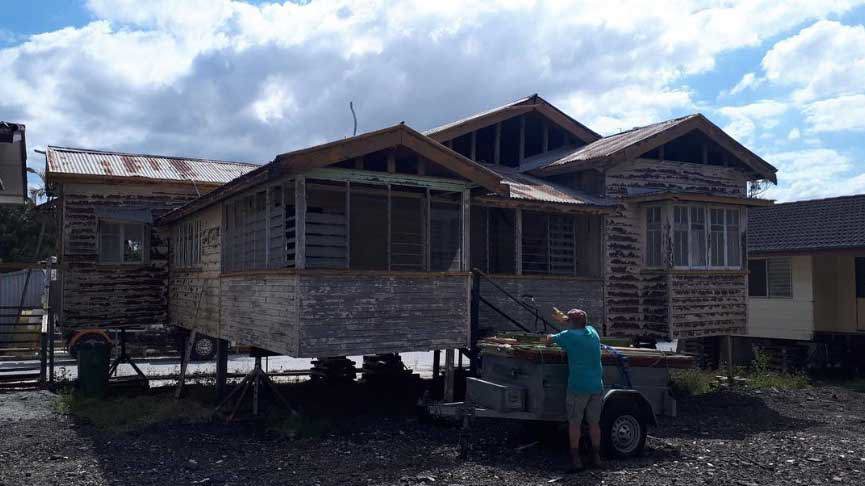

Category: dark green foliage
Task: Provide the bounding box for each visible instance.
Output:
[0,196,56,263]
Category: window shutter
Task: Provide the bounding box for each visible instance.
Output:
[767,257,792,297]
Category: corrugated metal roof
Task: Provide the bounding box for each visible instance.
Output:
[539,115,698,171]
[483,164,613,207]
[45,146,258,185]
[423,95,534,136]
[749,194,865,253]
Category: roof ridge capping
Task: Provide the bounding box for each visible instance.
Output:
[532,112,777,183]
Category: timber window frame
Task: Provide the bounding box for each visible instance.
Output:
[667,205,742,270]
[644,206,663,268]
[97,220,148,265]
[174,219,203,269]
[748,257,792,298]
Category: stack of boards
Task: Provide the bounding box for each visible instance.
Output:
[477,333,696,369]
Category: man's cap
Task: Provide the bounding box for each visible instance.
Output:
[567,309,587,321]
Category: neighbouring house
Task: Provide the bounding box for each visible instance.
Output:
[0,122,27,206]
[158,94,777,360]
[740,194,865,371]
[43,146,256,355]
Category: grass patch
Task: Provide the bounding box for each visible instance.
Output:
[55,391,212,433]
[744,350,811,391]
[670,350,812,397]
[670,368,719,396]
[746,371,811,390]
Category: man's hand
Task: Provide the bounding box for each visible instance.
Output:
[544,334,555,346]
[552,310,568,325]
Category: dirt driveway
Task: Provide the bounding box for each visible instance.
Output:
[1,383,864,486]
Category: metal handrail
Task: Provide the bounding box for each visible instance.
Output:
[471,268,561,334]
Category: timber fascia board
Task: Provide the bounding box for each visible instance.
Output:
[533,115,778,183]
[426,96,601,146]
[159,123,510,224]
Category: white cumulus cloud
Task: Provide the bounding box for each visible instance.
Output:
[0,0,862,174]
[764,148,865,201]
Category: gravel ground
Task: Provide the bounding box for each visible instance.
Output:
[1,382,864,486]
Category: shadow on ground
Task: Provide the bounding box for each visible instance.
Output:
[655,389,821,441]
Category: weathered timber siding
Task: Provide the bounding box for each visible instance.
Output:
[168,204,222,338]
[639,271,669,336]
[477,276,605,335]
[59,183,202,328]
[296,272,470,357]
[608,159,747,198]
[669,272,747,337]
[220,273,299,355]
[604,159,749,339]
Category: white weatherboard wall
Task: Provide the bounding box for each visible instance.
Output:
[747,255,814,341]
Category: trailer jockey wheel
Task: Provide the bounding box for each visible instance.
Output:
[190,335,217,362]
[601,400,648,458]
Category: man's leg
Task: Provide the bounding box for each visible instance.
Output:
[585,394,604,467]
[568,420,582,467]
[565,394,585,471]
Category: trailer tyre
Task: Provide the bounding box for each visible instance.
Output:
[601,400,647,458]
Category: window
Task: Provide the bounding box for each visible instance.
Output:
[645,207,662,267]
[725,209,741,267]
[709,208,725,267]
[748,259,767,296]
[748,257,791,297]
[519,213,579,275]
[430,201,461,271]
[174,219,202,268]
[668,205,741,269]
[689,207,707,267]
[673,206,688,267]
[99,221,146,264]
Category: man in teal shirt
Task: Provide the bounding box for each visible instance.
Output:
[545,308,604,472]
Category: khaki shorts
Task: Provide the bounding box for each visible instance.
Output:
[566,392,603,425]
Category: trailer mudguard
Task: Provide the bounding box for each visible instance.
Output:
[603,389,657,426]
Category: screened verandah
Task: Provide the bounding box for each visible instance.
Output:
[213,168,605,357]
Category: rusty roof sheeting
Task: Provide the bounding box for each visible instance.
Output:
[539,115,698,171]
[532,113,777,182]
[483,164,613,207]
[45,146,259,185]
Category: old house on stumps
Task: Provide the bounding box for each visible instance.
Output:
[44,147,256,355]
[159,95,778,367]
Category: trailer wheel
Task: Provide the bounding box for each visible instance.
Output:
[601,400,647,458]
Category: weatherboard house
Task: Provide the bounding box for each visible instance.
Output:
[46,95,777,359]
[741,195,865,370]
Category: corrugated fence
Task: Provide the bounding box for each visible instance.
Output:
[0,269,45,323]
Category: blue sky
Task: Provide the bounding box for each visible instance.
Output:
[3,0,865,202]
